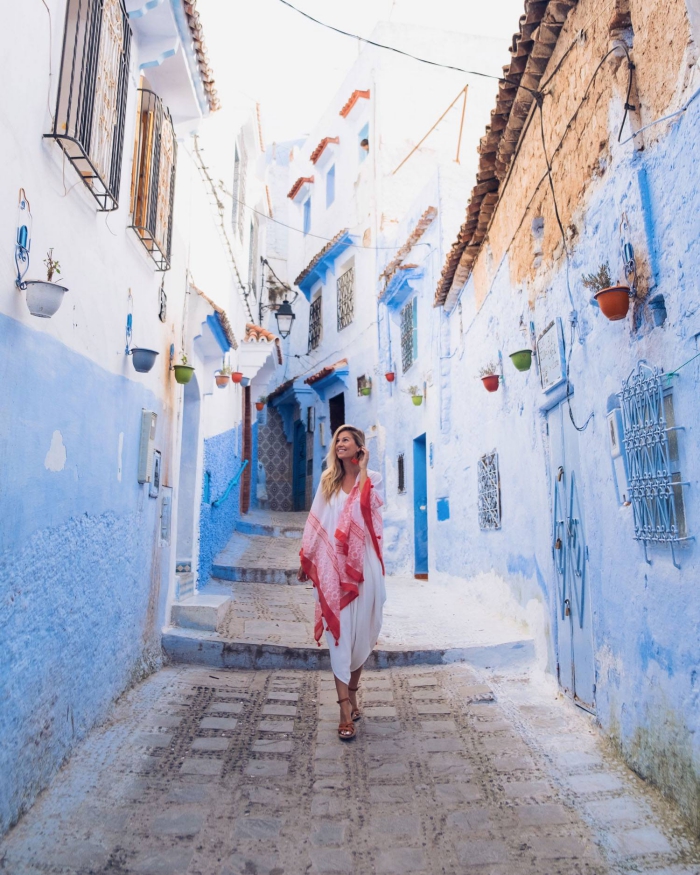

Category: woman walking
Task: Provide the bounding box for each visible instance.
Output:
[298,425,385,740]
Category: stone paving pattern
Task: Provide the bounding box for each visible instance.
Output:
[2,664,699,875]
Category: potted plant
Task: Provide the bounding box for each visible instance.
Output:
[255,395,267,411]
[408,385,423,406]
[131,347,159,373]
[215,363,231,388]
[583,262,631,321]
[231,370,244,383]
[385,371,395,382]
[25,249,69,318]
[479,362,500,392]
[509,349,532,372]
[173,352,195,385]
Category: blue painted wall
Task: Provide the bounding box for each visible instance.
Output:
[0,313,166,835]
[198,426,243,583]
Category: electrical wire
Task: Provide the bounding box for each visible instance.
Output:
[619,83,700,145]
[275,0,540,97]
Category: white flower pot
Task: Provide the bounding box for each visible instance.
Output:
[25,280,68,318]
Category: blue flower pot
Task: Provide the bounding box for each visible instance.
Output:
[131,347,159,373]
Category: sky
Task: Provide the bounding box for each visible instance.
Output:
[197,0,526,143]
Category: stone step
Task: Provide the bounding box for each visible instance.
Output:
[211,531,302,586]
[170,593,231,633]
[236,510,306,540]
[211,564,301,586]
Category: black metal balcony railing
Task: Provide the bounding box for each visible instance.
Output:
[45,0,131,211]
[129,89,177,270]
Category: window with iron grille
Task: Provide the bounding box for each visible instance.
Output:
[129,89,177,270]
[337,266,354,331]
[397,453,406,493]
[46,0,132,211]
[477,451,501,530]
[308,294,322,351]
[400,297,418,372]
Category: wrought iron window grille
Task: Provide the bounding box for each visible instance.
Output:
[129,88,177,270]
[477,450,501,530]
[46,0,132,211]
[620,360,692,568]
[308,294,322,351]
[400,297,418,373]
[357,375,371,396]
[397,453,406,494]
[337,266,354,331]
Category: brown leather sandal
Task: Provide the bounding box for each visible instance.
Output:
[348,685,361,722]
[337,698,356,740]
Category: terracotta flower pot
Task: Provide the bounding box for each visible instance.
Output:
[173,365,195,385]
[255,402,265,411]
[215,373,229,388]
[385,372,395,382]
[594,286,631,321]
[231,371,244,383]
[481,374,500,392]
[509,350,532,372]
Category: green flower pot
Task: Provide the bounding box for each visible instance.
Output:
[509,349,532,372]
[411,395,423,406]
[173,365,195,385]
[361,387,371,396]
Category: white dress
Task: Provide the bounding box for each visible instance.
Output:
[321,488,386,683]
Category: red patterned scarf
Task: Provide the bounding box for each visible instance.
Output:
[299,471,384,645]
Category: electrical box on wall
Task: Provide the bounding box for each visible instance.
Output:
[607,406,630,505]
[138,410,158,484]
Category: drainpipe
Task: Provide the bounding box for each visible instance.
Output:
[633,156,659,292]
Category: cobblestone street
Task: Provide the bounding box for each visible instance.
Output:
[2,663,699,875]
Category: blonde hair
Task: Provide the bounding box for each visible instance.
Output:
[320,424,366,501]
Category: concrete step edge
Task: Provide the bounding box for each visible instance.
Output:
[211,566,304,585]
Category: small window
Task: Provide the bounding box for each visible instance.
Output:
[337,266,354,331]
[397,453,406,494]
[400,297,418,372]
[326,164,336,207]
[358,123,369,162]
[303,198,311,235]
[308,293,322,351]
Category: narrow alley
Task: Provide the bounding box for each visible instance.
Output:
[2,659,699,875]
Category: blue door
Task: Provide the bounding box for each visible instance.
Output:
[293,420,307,511]
[413,434,429,577]
[549,401,596,712]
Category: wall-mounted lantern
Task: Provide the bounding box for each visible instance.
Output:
[275,298,296,338]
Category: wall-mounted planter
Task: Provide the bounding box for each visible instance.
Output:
[509,349,532,372]
[360,386,371,396]
[481,375,500,392]
[595,286,631,321]
[385,372,395,382]
[215,373,230,388]
[173,365,195,385]
[25,280,68,318]
[231,371,243,383]
[411,395,423,406]
[131,348,159,373]
[255,401,265,411]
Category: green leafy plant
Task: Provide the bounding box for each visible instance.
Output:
[219,362,232,376]
[257,395,268,403]
[582,262,613,294]
[478,362,499,378]
[179,352,189,366]
[407,385,421,396]
[43,248,61,283]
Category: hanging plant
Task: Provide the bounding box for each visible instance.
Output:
[479,362,500,392]
[385,371,395,382]
[408,385,423,406]
[255,395,267,411]
[509,349,532,372]
[174,352,195,385]
[583,262,631,321]
[25,248,69,318]
[215,362,231,388]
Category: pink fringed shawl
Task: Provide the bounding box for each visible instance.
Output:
[300,471,385,645]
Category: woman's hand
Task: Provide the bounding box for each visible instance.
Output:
[297,566,310,582]
[358,446,369,471]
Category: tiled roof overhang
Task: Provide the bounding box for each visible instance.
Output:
[294,229,354,299]
[244,323,283,365]
[310,137,340,164]
[379,206,437,298]
[182,0,220,112]
[339,89,370,118]
[304,358,348,386]
[193,283,238,348]
[434,0,578,307]
[287,176,314,200]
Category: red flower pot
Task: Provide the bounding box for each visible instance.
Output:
[481,374,500,392]
[385,372,395,382]
[255,402,265,411]
[594,286,631,321]
[231,371,244,383]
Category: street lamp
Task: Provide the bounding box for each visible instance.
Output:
[275,298,296,338]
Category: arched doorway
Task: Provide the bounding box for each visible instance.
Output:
[175,374,200,599]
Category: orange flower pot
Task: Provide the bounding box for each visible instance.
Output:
[481,375,500,392]
[255,402,265,411]
[594,286,631,321]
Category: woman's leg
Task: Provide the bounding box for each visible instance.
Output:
[348,666,363,714]
[333,675,353,727]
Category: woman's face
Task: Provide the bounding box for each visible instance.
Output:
[335,430,360,462]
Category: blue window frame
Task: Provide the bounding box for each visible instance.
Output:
[358,123,369,162]
[303,197,311,235]
[326,164,335,207]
